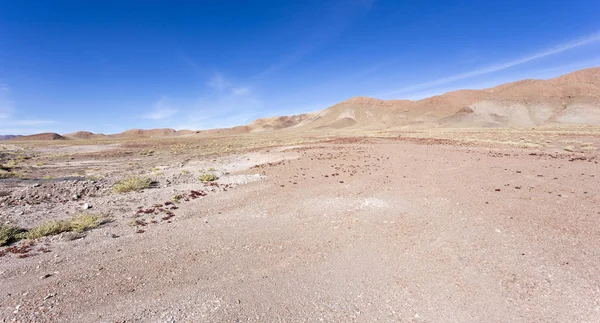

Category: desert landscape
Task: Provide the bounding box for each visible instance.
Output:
[0,67,599,321]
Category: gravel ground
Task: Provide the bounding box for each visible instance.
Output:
[1,138,599,322]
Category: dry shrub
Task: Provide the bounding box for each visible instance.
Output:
[113,176,152,193]
[199,173,217,182]
[0,225,25,246]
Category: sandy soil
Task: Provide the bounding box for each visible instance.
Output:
[1,132,599,322]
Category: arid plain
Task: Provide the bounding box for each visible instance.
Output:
[1,68,600,322]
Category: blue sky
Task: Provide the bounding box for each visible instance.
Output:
[1,0,600,135]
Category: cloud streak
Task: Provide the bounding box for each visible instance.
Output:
[207,72,231,91]
[383,30,600,97]
[7,120,56,126]
[144,97,178,120]
[0,86,15,118]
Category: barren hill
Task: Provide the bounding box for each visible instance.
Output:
[0,135,21,141]
[10,133,67,141]
[247,67,600,131]
[64,131,108,140]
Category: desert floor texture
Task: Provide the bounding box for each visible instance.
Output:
[1,128,599,322]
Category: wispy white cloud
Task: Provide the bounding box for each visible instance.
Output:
[144,97,178,120]
[382,30,600,97]
[0,86,61,134]
[174,113,256,131]
[178,72,263,130]
[0,86,15,118]
[207,72,231,91]
[254,47,313,81]
[8,120,56,126]
[253,1,374,82]
[232,87,251,96]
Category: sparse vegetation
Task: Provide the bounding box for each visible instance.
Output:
[0,169,17,178]
[3,214,103,242]
[5,159,18,168]
[86,175,104,181]
[0,224,25,246]
[199,173,218,182]
[173,194,182,203]
[68,214,101,232]
[25,220,72,239]
[113,176,152,193]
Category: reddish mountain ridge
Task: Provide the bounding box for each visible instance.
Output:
[10,67,600,140]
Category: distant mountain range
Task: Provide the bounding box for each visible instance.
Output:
[6,67,600,141]
[0,135,22,140]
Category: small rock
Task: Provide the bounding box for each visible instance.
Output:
[60,232,86,241]
[40,273,52,279]
[33,183,41,187]
[82,203,91,210]
[43,293,55,301]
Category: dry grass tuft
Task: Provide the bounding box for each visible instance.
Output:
[25,220,72,239]
[199,173,218,182]
[113,176,152,193]
[0,224,26,246]
[69,214,101,232]
[27,220,73,239]
[23,214,103,240]
[0,170,17,178]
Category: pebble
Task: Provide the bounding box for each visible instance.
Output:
[43,293,55,300]
[82,203,91,210]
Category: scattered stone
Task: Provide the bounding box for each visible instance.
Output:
[43,293,55,300]
[82,203,91,210]
[40,273,52,279]
[60,232,86,241]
